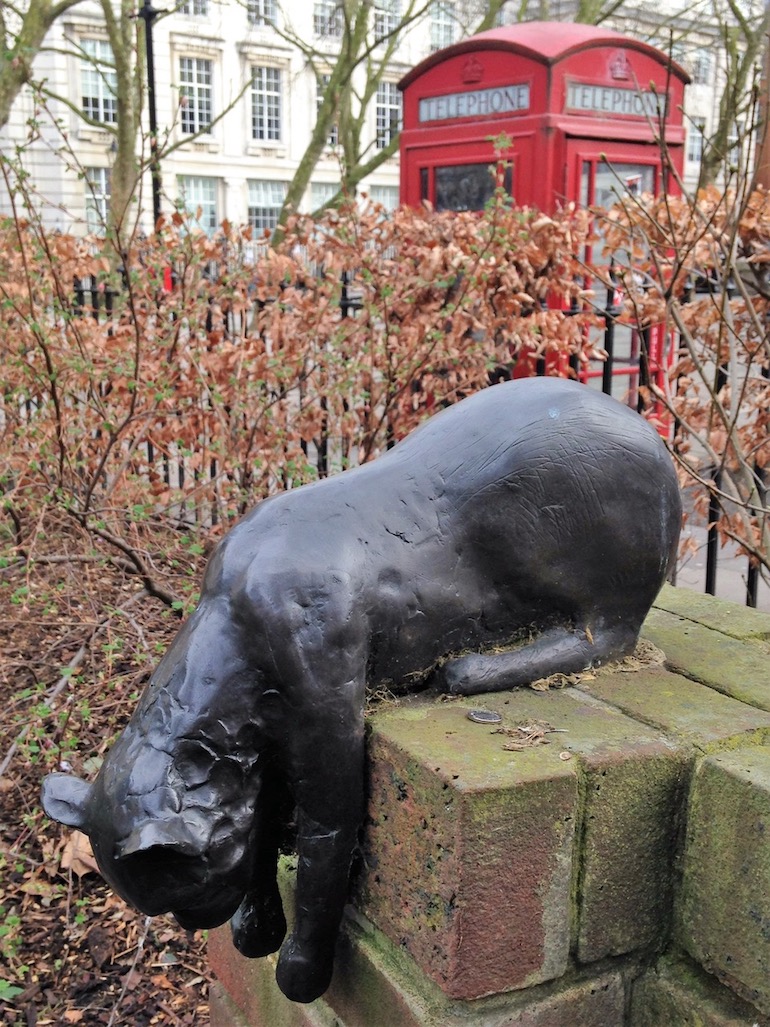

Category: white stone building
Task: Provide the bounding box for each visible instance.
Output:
[0,0,753,235]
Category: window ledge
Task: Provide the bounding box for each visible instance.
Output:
[77,126,114,144]
[169,31,224,52]
[246,143,286,158]
[179,136,219,153]
[240,33,292,54]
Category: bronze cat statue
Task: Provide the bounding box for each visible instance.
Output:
[42,378,681,1002]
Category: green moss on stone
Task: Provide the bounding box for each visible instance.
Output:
[581,667,770,753]
[654,585,770,642]
[642,610,770,709]
[680,749,770,1016]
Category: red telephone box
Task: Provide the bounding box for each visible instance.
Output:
[399,22,688,435]
[399,21,688,213]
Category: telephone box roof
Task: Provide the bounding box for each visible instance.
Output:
[399,20,689,89]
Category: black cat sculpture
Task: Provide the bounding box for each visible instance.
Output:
[42,378,681,1003]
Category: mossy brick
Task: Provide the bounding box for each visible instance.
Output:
[642,608,770,708]
[433,688,687,964]
[356,696,579,999]
[211,895,627,1027]
[579,666,770,751]
[630,956,770,1027]
[209,981,260,1027]
[558,689,688,962]
[357,690,685,995]
[654,584,770,642]
[209,929,343,1027]
[210,855,439,1027]
[323,912,627,1027]
[494,971,626,1025]
[680,747,770,1016]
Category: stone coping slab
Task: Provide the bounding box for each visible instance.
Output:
[654,584,770,642]
[579,666,770,750]
[642,608,770,709]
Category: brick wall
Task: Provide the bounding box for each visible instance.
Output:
[210,586,770,1026]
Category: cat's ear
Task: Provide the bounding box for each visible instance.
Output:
[41,774,93,830]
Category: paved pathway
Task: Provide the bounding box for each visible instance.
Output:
[673,510,770,612]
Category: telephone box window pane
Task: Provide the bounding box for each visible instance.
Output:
[420,167,429,202]
[593,162,654,209]
[580,161,592,208]
[435,162,511,212]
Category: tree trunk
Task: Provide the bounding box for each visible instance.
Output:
[701,2,769,185]
[102,0,143,245]
[0,0,84,129]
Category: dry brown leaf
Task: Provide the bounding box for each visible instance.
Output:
[495,721,564,751]
[87,925,113,969]
[60,831,100,878]
[20,877,57,900]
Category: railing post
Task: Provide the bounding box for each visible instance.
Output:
[74,277,85,317]
[602,266,617,397]
[137,0,163,229]
[746,361,769,607]
[705,484,721,596]
[340,270,351,319]
[638,325,650,414]
[705,360,728,596]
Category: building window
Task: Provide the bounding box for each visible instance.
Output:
[314,0,342,37]
[179,57,213,134]
[687,116,706,164]
[85,167,111,232]
[181,0,208,14]
[80,39,118,124]
[430,2,456,51]
[375,82,401,150]
[669,42,687,68]
[369,184,399,210]
[248,179,287,232]
[317,74,339,145]
[691,49,711,85]
[374,0,401,42]
[311,181,339,210]
[177,175,218,235]
[728,122,742,165]
[247,0,276,25]
[251,66,282,141]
